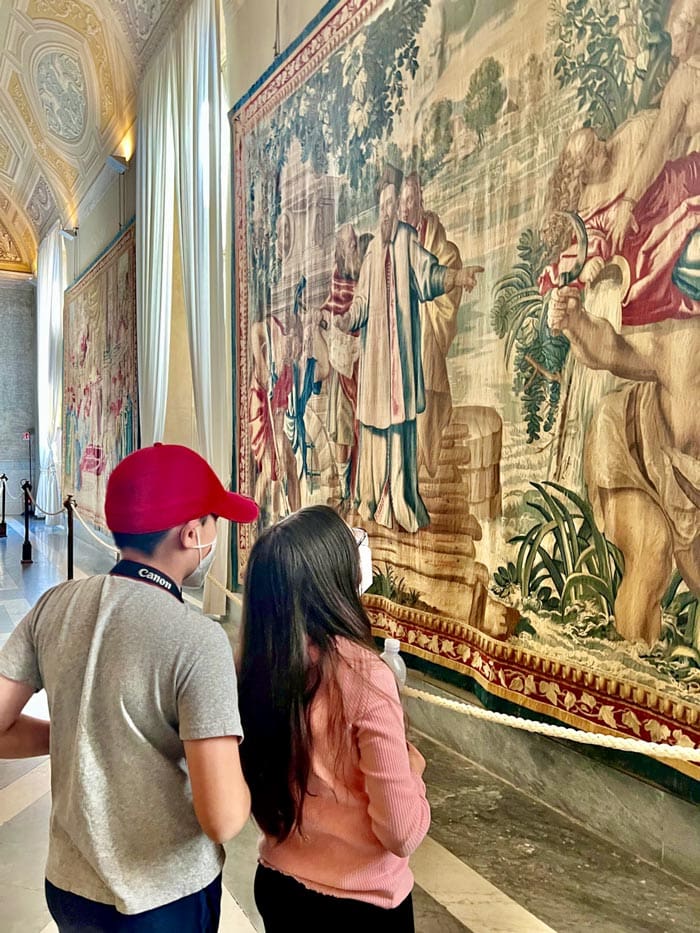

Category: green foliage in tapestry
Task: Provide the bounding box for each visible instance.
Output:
[367,562,436,613]
[662,572,700,654]
[644,573,700,685]
[494,485,700,680]
[552,0,673,135]
[492,481,624,621]
[491,230,567,442]
[420,99,454,178]
[462,56,507,147]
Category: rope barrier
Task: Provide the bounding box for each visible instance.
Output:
[71,503,120,558]
[200,574,700,762]
[26,487,66,517]
[207,575,240,601]
[402,685,700,762]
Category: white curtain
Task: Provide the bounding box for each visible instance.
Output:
[35,225,66,526]
[137,0,233,611]
[136,49,177,446]
[173,0,232,614]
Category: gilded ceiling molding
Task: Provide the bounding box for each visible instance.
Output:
[0,102,28,177]
[0,138,10,173]
[26,0,115,131]
[0,220,22,263]
[0,210,32,273]
[21,225,36,260]
[0,178,35,240]
[9,72,79,188]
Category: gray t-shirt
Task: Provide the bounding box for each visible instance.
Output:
[0,572,242,914]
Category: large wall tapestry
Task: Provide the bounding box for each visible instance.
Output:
[63,223,138,528]
[232,0,700,778]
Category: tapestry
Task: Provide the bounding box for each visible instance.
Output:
[63,223,138,528]
[231,0,700,778]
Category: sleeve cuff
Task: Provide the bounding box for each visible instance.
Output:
[179,720,244,742]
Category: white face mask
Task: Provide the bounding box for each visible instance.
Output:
[182,528,218,589]
[353,528,373,595]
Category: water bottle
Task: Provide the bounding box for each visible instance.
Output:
[380,637,407,687]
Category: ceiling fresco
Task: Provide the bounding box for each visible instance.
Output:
[0,0,190,274]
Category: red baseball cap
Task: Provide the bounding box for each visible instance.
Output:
[105,443,259,533]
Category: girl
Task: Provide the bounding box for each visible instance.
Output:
[238,505,430,931]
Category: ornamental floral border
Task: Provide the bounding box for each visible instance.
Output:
[365,595,700,782]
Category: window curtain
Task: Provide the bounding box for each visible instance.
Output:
[172,0,232,614]
[137,0,234,612]
[35,224,66,526]
[136,50,176,446]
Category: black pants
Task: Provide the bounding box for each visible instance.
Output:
[45,874,222,932]
[254,863,415,932]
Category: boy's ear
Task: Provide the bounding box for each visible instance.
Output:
[178,520,201,548]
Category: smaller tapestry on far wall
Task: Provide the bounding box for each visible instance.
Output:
[63,224,138,528]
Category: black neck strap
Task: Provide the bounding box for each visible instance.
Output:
[110,559,183,603]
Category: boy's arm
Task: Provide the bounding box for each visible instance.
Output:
[184,737,251,843]
[177,625,250,844]
[0,675,50,758]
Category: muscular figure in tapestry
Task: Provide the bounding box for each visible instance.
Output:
[537,0,700,492]
[542,0,700,326]
[609,0,700,257]
[549,258,700,646]
[335,164,482,533]
[398,173,463,478]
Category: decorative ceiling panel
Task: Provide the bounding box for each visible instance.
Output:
[27,174,57,238]
[27,0,115,131]
[113,0,169,51]
[36,49,87,142]
[0,0,191,275]
[110,0,188,65]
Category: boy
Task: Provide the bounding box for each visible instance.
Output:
[0,444,258,931]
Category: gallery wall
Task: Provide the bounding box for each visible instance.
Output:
[224,0,327,103]
[0,281,36,514]
[63,155,137,288]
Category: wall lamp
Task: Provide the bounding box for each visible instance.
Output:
[106,154,129,174]
[59,227,79,240]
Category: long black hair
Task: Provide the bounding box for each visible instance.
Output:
[238,505,375,841]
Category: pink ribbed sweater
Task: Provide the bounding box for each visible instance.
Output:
[259,638,430,908]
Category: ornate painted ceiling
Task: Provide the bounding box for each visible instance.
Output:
[0,0,190,274]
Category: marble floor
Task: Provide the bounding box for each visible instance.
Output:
[1,516,699,932]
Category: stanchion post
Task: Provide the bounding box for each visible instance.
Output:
[64,495,74,580]
[20,481,32,564]
[0,473,7,538]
